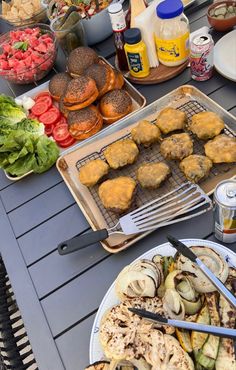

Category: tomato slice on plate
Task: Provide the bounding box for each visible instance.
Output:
[36,95,52,109]
[31,101,49,116]
[55,116,67,126]
[39,109,60,126]
[44,124,54,136]
[28,112,37,120]
[53,124,70,143]
[58,136,76,148]
[35,92,51,100]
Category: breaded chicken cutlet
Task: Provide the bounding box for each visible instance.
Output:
[104,139,139,169]
[136,162,171,188]
[156,107,187,134]
[190,111,225,140]
[79,159,109,187]
[160,133,193,160]
[179,155,213,183]
[131,120,162,147]
[204,134,236,163]
[98,177,136,213]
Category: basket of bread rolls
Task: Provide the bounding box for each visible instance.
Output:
[49,46,133,141]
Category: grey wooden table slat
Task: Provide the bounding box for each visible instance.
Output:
[18,203,90,265]
[0,198,65,370]
[8,182,75,237]
[56,314,96,370]
[1,167,62,213]
[41,210,214,337]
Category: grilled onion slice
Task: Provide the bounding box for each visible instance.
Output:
[176,246,229,293]
[163,288,185,320]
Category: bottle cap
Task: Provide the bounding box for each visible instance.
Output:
[108,3,122,14]
[124,28,142,44]
[156,0,184,19]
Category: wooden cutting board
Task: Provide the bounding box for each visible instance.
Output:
[119,59,189,85]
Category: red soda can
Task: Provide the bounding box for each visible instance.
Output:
[190,34,214,81]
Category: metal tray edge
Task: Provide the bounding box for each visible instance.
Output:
[5,59,146,181]
[57,84,236,253]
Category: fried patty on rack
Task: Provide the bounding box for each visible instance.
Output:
[179,154,213,183]
[136,162,171,188]
[156,107,187,134]
[160,133,193,161]
[189,111,225,140]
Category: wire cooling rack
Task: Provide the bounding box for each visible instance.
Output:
[76,99,236,230]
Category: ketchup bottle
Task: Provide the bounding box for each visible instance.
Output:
[108,3,129,71]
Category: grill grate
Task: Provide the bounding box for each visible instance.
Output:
[76,100,236,230]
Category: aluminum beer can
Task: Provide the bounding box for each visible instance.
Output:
[190,34,214,81]
[214,180,236,244]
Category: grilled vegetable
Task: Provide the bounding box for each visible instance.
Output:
[85,361,110,369]
[152,255,175,278]
[115,260,163,301]
[165,270,202,315]
[196,293,221,369]
[176,246,229,293]
[176,328,192,353]
[163,288,185,320]
[215,275,236,370]
[191,303,210,357]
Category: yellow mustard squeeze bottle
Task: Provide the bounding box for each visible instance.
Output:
[124,28,150,78]
[155,0,190,67]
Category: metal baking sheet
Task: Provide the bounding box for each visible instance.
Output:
[5,58,146,181]
[56,85,236,253]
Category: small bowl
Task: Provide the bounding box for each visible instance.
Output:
[207,1,236,31]
[1,6,47,27]
[0,24,57,85]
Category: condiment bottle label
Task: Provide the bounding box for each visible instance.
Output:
[155,32,190,63]
[127,52,143,73]
[109,11,126,32]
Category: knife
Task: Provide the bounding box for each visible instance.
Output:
[167,235,236,309]
[129,308,236,339]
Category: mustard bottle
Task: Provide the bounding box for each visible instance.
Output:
[124,28,150,78]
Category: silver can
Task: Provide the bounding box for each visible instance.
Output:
[214,180,236,244]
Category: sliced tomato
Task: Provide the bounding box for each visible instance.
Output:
[28,112,37,120]
[36,95,52,109]
[39,110,60,126]
[55,116,67,126]
[52,124,70,143]
[50,106,60,115]
[58,136,76,148]
[31,101,49,116]
[44,124,54,137]
[35,92,51,100]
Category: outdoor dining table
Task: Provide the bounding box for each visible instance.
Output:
[0,2,235,369]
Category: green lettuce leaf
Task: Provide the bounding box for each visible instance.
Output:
[33,136,59,174]
[17,118,45,135]
[0,94,26,124]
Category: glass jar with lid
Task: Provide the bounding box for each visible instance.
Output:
[155,0,190,67]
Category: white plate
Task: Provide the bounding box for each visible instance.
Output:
[89,238,236,363]
[214,30,236,82]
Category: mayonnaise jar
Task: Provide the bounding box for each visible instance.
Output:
[155,0,190,67]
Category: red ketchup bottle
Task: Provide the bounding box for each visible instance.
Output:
[108,3,129,71]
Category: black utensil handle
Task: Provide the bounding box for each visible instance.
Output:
[167,235,197,262]
[58,229,109,255]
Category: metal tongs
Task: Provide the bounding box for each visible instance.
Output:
[167,235,236,309]
[129,236,236,338]
[128,308,236,339]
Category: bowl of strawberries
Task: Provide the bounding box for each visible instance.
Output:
[0,24,57,84]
